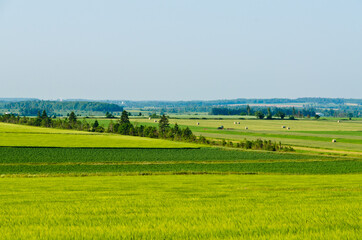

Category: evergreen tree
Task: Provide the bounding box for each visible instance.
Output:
[41,110,48,119]
[246,105,251,115]
[92,120,99,131]
[266,107,272,119]
[120,110,130,124]
[69,111,77,123]
[158,114,170,135]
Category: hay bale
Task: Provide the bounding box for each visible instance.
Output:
[154,120,157,123]
[332,139,337,143]
[282,126,286,128]
[237,122,240,124]
[337,120,340,123]
[233,122,236,124]
[287,127,290,130]
[148,117,151,120]
[245,127,248,130]
[196,122,200,125]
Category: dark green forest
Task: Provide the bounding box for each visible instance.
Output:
[1,100,123,116]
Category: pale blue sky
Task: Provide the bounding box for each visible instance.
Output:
[0,0,361,100]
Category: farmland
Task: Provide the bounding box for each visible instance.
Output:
[0,147,360,176]
[0,175,361,239]
[0,122,197,148]
[127,117,362,155]
[0,121,361,239]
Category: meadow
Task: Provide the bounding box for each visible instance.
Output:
[0,122,197,148]
[0,121,361,239]
[0,175,360,239]
[125,117,362,155]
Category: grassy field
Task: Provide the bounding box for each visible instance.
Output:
[1,122,360,176]
[124,117,362,155]
[0,175,360,239]
[1,147,360,176]
[0,122,197,148]
[0,122,361,239]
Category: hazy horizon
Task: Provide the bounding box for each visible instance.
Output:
[1,0,361,100]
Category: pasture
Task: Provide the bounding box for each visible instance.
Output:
[0,122,197,148]
[127,117,362,155]
[0,175,360,239]
[0,122,361,239]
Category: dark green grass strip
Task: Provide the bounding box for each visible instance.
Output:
[0,147,329,164]
[0,161,360,175]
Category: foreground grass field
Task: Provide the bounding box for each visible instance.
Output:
[0,175,360,239]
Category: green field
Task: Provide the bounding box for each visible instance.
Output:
[0,122,197,148]
[0,122,361,239]
[1,147,360,176]
[124,118,362,155]
[0,175,360,239]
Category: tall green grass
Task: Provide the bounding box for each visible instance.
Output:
[0,175,360,239]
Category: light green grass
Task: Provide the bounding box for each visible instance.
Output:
[128,119,362,154]
[0,123,198,148]
[0,175,360,239]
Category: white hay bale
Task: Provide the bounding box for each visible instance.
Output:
[234,122,236,124]
[337,120,340,123]
[287,127,290,130]
[245,127,248,130]
[332,139,337,143]
[154,120,157,123]
[196,122,200,125]
[148,117,151,120]
[237,122,240,124]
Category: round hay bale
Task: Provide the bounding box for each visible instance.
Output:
[287,127,290,130]
[337,120,340,123]
[148,117,151,120]
[282,126,286,128]
[332,139,337,143]
[234,122,236,124]
[245,127,248,130]
[196,122,200,125]
[154,120,157,123]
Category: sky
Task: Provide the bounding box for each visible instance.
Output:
[0,0,361,100]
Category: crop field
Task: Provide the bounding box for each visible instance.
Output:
[0,122,361,239]
[0,122,197,148]
[126,117,362,155]
[0,147,360,176]
[0,175,361,239]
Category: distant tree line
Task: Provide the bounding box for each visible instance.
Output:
[104,98,362,108]
[210,106,317,118]
[0,111,293,152]
[3,100,123,116]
